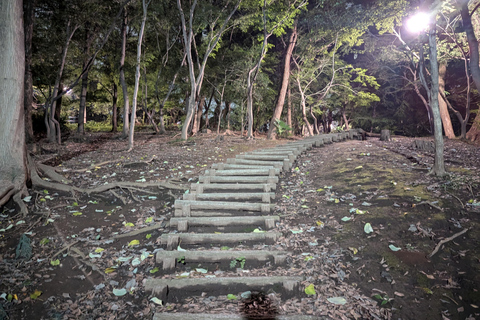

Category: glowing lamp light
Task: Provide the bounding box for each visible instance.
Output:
[406,12,430,33]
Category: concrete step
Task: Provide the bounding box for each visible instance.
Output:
[247,149,301,156]
[190,183,276,193]
[198,175,278,184]
[227,158,290,170]
[211,163,277,171]
[161,232,282,250]
[153,313,322,320]
[184,192,275,202]
[205,168,279,176]
[175,200,272,216]
[237,154,296,162]
[145,275,302,300]
[156,249,288,270]
[169,215,279,231]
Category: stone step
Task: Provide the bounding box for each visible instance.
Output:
[184,192,275,202]
[156,249,288,270]
[205,168,279,176]
[190,183,276,193]
[237,154,296,162]
[161,232,282,250]
[175,200,272,216]
[211,163,277,171]
[169,215,279,231]
[198,175,278,184]
[227,158,290,170]
[153,313,320,320]
[247,149,301,156]
[145,276,302,300]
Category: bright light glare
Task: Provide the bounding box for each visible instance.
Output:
[406,12,430,33]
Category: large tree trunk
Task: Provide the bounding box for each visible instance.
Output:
[267,22,297,139]
[0,0,28,207]
[120,9,130,138]
[461,0,480,141]
[437,62,455,138]
[23,0,36,144]
[286,83,292,128]
[192,96,204,134]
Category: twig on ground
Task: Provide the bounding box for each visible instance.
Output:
[446,192,465,209]
[111,222,164,239]
[429,228,469,258]
[57,160,117,173]
[51,240,80,259]
[416,201,443,211]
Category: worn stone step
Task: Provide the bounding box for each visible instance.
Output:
[184,192,275,202]
[145,275,302,299]
[211,163,277,171]
[205,168,279,176]
[190,183,276,193]
[247,149,301,156]
[237,154,296,162]
[169,215,279,231]
[161,232,282,249]
[153,313,321,320]
[198,175,278,184]
[227,158,290,170]
[156,249,288,270]
[175,200,272,216]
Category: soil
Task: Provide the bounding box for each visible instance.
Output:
[0,131,479,320]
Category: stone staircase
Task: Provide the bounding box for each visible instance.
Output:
[145,131,360,319]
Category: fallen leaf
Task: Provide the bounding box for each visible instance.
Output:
[150,297,163,305]
[305,284,316,295]
[113,288,127,296]
[128,239,140,247]
[364,223,373,234]
[389,244,401,252]
[327,297,347,305]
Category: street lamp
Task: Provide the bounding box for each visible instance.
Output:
[405,12,430,33]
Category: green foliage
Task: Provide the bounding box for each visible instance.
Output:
[229,256,246,269]
[274,119,292,137]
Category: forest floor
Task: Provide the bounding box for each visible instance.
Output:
[0,130,479,320]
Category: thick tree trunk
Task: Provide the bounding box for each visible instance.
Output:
[461,0,480,141]
[111,82,118,132]
[438,62,455,138]
[23,0,35,143]
[267,22,297,139]
[120,9,129,138]
[192,96,204,134]
[0,0,28,207]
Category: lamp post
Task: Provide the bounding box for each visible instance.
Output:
[406,9,446,176]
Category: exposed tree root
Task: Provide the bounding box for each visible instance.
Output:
[0,183,15,207]
[56,160,116,173]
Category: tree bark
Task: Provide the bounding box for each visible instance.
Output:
[78,25,94,135]
[0,0,28,206]
[267,21,297,139]
[120,8,130,138]
[286,83,292,128]
[111,82,118,132]
[128,0,148,151]
[437,62,455,139]
[23,0,36,144]
[460,0,480,141]
[428,24,445,176]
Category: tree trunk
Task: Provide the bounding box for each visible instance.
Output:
[127,0,148,151]
[342,109,350,131]
[461,0,480,141]
[23,0,35,144]
[0,0,28,206]
[192,96,204,134]
[437,62,455,138]
[111,82,118,132]
[296,78,313,136]
[428,24,445,176]
[78,26,93,135]
[267,21,297,139]
[286,83,292,128]
[120,9,130,138]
